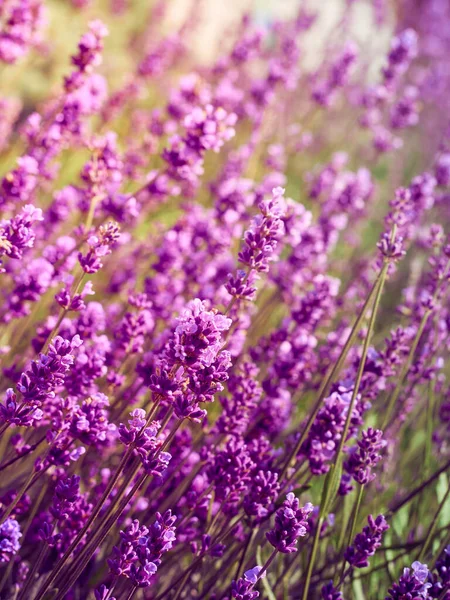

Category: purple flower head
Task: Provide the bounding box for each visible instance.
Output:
[312,40,358,106]
[0,204,43,264]
[300,390,359,475]
[0,518,22,563]
[95,585,116,600]
[244,566,265,585]
[107,512,176,588]
[70,19,108,76]
[69,393,116,446]
[78,221,120,274]
[238,187,286,273]
[321,582,344,600]
[50,475,81,520]
[345,514,389,568]
[383,29,418,87]
[386,561,431,599]
[244,470,280,522]
[230,578,260,600]
[0,0,45,64]
[207,438,255,505]
[435,153,450,188]
[0,155,39,206]
[169,298,231,368]
[266,494,313,553]
[345,427,386,485]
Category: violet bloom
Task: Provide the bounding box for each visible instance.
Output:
[382,29,418,88]
[345,514,389,568]
[0,155,39,206]
[0,334,82,428]
[386,561,431,599]
[229,566,264,600]
[78,222,121,274]
[107,512,176,588]
[238,186,286,273]
[321,582,343,600]
[244,470,280,522]
[0,0,45,64]
[266,493,313,553]
[345,427,386,485]
[169,298,231,368]
[0,518,22,563]
[312,40,358,107]
[0,204,43,269]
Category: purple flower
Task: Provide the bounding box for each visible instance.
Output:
[345,428,386,485]
[238,187,286,273]
[345,514,389,568]
[321,582,343,600]
[169,298,231,368]
[266,494,313,553]
[0,518,22,563]
[0,0,45,64]
[386,561,431,599]
[107,512,176,588]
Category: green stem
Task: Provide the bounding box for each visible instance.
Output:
[388,458,450,516]
[382,259,450,430]
[337,484,364,584]
[301,259,389,600]
[33,446,134,600]
[235,529,256,580]
[418,482,450,561]
[382,312,431,430]
[335,261,389,466]
[280,265,387,479]
[301,516,324,600]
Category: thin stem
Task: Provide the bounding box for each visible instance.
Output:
[337,484,364,584]
[0,470,35,525]
[280,266,386,479]
[235,529,256,580]
[0,481,48,597]
[33,446,134,600]
[418,482,450,561]
[301,516,324,600]
[125,584,137,600]
[335,261,389,467]
[255,549,277,584]
[388,457,450,515]
[0,435,46,473]
[382,259,450,430]
[154,516,244,600]
[53,470,148,600]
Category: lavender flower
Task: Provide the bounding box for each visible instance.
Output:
[266,493,313,553]
[386,561,431,599]
[345,427,386,485]
[0,518,22,563]
[345,514,389,568]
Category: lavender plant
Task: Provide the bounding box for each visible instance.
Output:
[0,1,450,599]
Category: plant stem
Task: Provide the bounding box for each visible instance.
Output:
[235,529,256,580]
[418,481,450,561]
[280,265,386,479]
[301,516,324,600]
[388,457,450,515]
[337,484,364,584]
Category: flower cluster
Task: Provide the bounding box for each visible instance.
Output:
[0,3,449,600]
